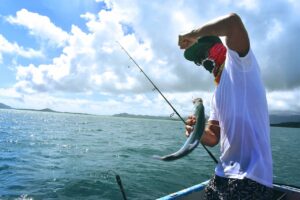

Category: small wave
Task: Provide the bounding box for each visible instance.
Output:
[57,179,108,197]
[0,164,10,170]
[14,194,34,200]
[113,154,130,158]
[8,185,25,190]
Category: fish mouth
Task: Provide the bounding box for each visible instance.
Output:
[193,98,203,104]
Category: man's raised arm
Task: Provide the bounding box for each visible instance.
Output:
[178,13,250,56]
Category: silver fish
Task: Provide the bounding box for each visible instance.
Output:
[154,98,205,161]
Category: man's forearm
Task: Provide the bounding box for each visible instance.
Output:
[182,13,249,55]
[185,13,236,39]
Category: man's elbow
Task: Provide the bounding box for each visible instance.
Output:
[228,13,242,22]
[226,13,244,29]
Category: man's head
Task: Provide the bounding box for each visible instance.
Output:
[184,36,223,73]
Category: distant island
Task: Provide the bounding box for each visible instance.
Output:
[270,122,300,128]
[1,102,300,128]
[0,102,90,116]
[113,113,300,128]
[16,108,56,112]
[113,112,181,121]
[113,112,300,128]
[0,103,12,109]
[269,114,300,128]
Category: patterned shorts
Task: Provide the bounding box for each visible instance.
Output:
[204,175,273,200]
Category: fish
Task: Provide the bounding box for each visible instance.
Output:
[154,98,205,161]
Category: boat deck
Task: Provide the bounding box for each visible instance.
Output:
[157,180,300,200]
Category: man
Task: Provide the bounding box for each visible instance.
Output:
[178,13,273,199]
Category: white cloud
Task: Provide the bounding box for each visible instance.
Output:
[11,5,172,95]
[266,19,283,41]
[0,84,214,116]
[1,0,300,115]
[0,34,43,61]
[237,0,260,11]
[288,0,300,8]
[267,88,300,114]
[6,9,69,47]
[0,87,24,102]
[216,0,260,12]
[3,83,300,117]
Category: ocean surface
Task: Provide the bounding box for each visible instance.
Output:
[0,109,299,200]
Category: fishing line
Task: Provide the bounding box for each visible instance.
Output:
[116,41,218,164]
[116,41,186,124]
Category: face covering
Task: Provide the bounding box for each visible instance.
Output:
[202,43,227,85]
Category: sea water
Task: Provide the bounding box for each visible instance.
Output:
[0,109,299,200]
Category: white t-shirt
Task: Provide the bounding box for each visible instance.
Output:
[209,48,273,187]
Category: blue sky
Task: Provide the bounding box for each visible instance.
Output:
[0,0,300,115]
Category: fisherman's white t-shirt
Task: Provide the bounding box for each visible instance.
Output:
[209,48,273,187]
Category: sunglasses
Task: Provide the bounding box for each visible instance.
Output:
[195,57,215,73]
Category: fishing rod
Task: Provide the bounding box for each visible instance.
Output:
[116,41,218,164]
[116,174,127,200]
[106,170,128,200]
[116,41,186,124]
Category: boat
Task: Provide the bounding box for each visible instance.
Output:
[157,179,300,200]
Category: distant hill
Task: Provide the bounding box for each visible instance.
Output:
[269,114,300,128]
[0,102,93,116]
[0,102,57,112]
[270,122,300,128]
[113,113,180,121]
[114,113,300,128]
[1,102,300,127]
[16,108,56,112]
[39,108,55,112]
[0,103,12,109]
[269,114,300,124]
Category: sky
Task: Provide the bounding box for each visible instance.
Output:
[0,0,299,116]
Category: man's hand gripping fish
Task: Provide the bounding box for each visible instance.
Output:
[154,98,205,161]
